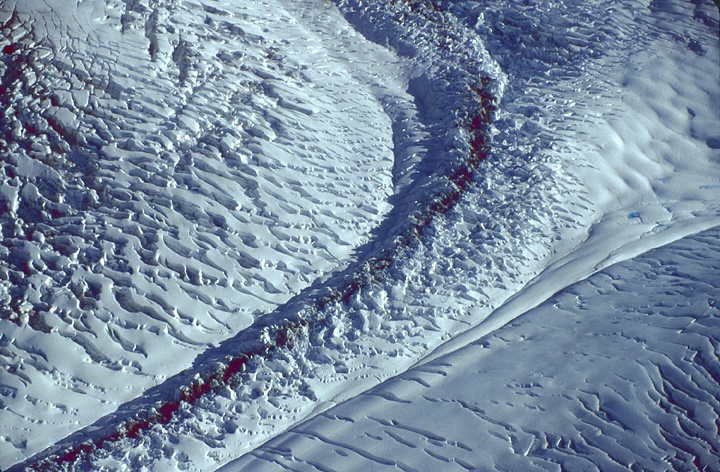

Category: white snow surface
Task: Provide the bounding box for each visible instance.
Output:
[224,225,720,472]
[1,0,718,470]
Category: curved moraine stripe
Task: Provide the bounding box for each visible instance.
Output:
[18,0,501,469]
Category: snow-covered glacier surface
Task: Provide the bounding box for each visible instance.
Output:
[1,0,718,470]
[225,226,720,472]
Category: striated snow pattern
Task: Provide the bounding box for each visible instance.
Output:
[229,226,720,472]
[1,0,405,462]
[1,0,719,470]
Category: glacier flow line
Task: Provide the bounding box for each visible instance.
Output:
[21,2,498,471]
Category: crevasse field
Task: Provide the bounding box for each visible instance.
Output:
[0,0,718,470]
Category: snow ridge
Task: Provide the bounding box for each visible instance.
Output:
[6,0,600,469]
[229,226,720,471]
[6,0,512,469]
[2,0,401,466]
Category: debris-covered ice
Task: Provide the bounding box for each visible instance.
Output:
[1,0,718,470]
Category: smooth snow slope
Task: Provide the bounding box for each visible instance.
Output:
[2,0,719,470]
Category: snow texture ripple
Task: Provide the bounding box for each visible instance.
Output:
[1,0,719,470]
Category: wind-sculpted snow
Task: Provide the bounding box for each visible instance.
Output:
[1,0,404,464]
[229,226,720,472]
[5,0,524,468]
[2,0,719,470]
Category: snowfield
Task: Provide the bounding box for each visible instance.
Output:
[225,226,720,472]
[1,0,718,471]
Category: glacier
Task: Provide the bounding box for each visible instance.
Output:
[1,0,718,470]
